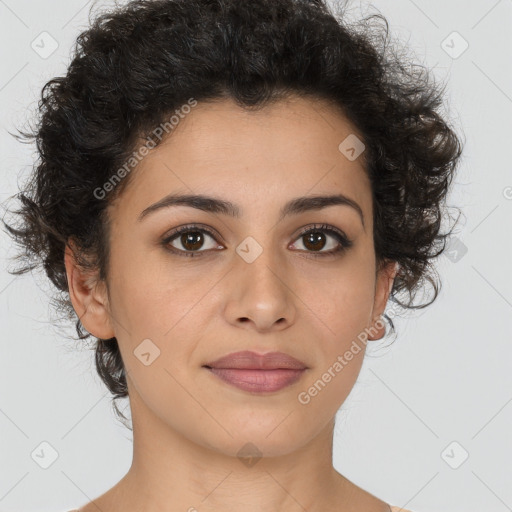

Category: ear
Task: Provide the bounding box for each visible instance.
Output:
[64,239,115,339]
[367,260,399,341]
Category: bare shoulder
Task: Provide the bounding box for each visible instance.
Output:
[333,472,392,512]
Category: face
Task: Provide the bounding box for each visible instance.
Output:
[66,95,396,458]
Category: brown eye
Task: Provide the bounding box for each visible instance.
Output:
[302,231,328,251]
[177,231,206,251]
[162,225,222,257]
[291,224,353,257]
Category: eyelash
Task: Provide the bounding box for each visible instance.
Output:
[161,223,353,258]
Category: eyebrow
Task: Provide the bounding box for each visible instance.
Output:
[138,192,365,228]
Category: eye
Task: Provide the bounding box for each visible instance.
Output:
[290,224,353,257]
[161,223,353,258]
[162,224,223,257]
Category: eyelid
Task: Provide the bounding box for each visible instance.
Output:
[162,223,222,243]
[294,223,350,241]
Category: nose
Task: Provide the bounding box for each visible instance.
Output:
[223,245,297,333]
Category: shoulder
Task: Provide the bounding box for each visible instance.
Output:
[390,507,415,512]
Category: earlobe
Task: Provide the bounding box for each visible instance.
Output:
[64,240,115,340]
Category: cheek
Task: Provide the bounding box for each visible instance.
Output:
[107,238,203,337]
[294,261,375,343]
[294,275,373,411]
[106,253,219,396]
[291,261,374,403]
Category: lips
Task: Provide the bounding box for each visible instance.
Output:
[203,350,308,393]
[204,350,308,370]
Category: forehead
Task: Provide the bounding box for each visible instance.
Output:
[111,95,372,222]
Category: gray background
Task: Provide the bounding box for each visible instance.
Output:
[0,1,511,511]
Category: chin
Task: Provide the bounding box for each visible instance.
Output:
[199,433,307,461]
[186,412,316,460]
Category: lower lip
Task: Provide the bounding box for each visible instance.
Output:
[205,367,306,393]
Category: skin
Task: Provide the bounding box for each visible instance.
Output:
[65,94,398,512]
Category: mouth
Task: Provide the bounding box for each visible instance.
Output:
[202,350,308,393]
[204,367,307,393]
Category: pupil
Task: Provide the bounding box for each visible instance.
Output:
[182,231,203,251]
[304,232,325,251]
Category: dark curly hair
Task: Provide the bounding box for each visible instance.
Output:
[2,0,464,425]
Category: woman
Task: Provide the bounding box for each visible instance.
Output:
[3,0,463,510]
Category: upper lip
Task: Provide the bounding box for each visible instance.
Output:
[203,350,308,370]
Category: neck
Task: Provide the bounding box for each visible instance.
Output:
[109,387,349,512]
